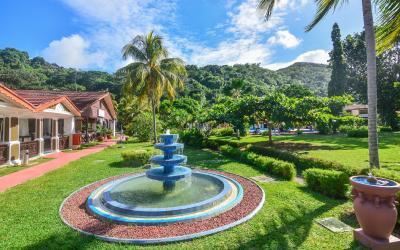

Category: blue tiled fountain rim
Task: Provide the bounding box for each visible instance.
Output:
[86,171,244,224]
[60,171,264,244]
[91,171,235,217]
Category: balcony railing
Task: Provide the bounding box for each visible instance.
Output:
[20,141,39,158]
[59,136,69,150]
[0,144,8,165]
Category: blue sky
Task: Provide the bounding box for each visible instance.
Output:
[0,0,365,72]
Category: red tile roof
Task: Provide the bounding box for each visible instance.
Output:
[0,83,116,118]
[13,89,107,110]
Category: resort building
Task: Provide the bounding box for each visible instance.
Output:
[344,104,368,118]
[0,83,117,166]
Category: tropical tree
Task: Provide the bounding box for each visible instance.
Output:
[117,31,187,142]
[328,23,346,97]
[258,0,400,168]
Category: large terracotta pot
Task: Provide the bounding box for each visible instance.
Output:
[350,176,400,240]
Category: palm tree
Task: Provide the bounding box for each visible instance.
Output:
[258,0,400,168]
[118,31,187,143]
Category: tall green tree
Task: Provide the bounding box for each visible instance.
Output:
[258,0,400,168]
[328,23,346,97]
[117,31,187,143]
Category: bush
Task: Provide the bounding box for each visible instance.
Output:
[304,168,349,198]
[206,138,243,148]
[180,128,207,147]
[339,125,380,138]
[246,144,365,176]
[219,145,296,180]
[379,126,393,132]
[210,127,234,136]
[346,126,369,138]
[121,150,153,167]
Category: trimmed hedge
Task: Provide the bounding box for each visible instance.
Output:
[180,129,207,147]
[121,150,153,167]
[210,127,234,136]
[219,145,296,180]
[246,144,366,176]
[303,168,349,198]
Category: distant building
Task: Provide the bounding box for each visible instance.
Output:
[344,104,368,118]
[0,83,116,166]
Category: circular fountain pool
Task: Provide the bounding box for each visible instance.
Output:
[60,133,264,244]
[87,171,243,224]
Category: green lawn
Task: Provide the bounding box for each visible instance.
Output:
[0,157,54,177]
[211,132,400,171]
[0,141,365,249]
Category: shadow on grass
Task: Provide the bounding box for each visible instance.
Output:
[22,231,96,250]
[218,133,400,151]
[236,186,363,249]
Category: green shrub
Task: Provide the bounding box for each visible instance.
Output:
[220,145,296,180]
[207,138,243,148]
[121,150,153,167]
[379,126,393,132]
[339,125,377,138]
[180,128,207,147]
[304,168,349,198]
[246,144,365,176]
[210,127,234,136]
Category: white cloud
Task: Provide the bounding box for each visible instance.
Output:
[267,30,301,48]
[265,49,329,70]
[190,38,271,66]
[227,0,283,35]
[42,34,106,68]
[42,0,314,70]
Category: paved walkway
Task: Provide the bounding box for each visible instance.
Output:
[0,140,116,193]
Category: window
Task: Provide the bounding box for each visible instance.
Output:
[58,119,64,136]
[43,119,52,137]
[0,118,4,142]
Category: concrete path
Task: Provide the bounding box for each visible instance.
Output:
[0,141,116,193]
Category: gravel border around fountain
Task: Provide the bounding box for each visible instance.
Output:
[59,169,265,244]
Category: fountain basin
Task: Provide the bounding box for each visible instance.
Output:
[150,155,187,167]
[154,143,183,152]
[87,171,243,224]
[146,166,192,181]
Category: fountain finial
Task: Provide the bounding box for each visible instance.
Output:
[367,172,378,184]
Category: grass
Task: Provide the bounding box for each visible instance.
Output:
[211,132,400,171]
[0,141,365,249]
[0,157,54,177]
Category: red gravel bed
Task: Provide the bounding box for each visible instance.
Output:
[60,170,264,241]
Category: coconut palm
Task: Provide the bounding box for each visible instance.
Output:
[375,0,400,53]
[259,0,400,168]
[118,31,187,143]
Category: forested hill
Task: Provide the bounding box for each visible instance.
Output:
[278,62,331,96]
[0,48,331,100]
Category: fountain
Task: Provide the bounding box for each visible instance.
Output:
[60,132,265,244]
[350,174,400,249]
[86,133,244,224]
[146,133,191,191]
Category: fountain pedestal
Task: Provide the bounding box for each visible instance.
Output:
[146,134,191,189]
[350,176,400,250]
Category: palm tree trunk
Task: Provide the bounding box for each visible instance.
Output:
[151,98,157,143]
[362,0,380,168]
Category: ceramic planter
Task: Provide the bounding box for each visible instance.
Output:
[350,176,400,240]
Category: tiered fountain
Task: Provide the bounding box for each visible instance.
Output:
[86,133,244,224]
[146,133,190,191]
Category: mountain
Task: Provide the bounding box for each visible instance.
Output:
[0,48,331,100]
[277,62,331,96]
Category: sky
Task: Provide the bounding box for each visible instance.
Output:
[0,0,365,72]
